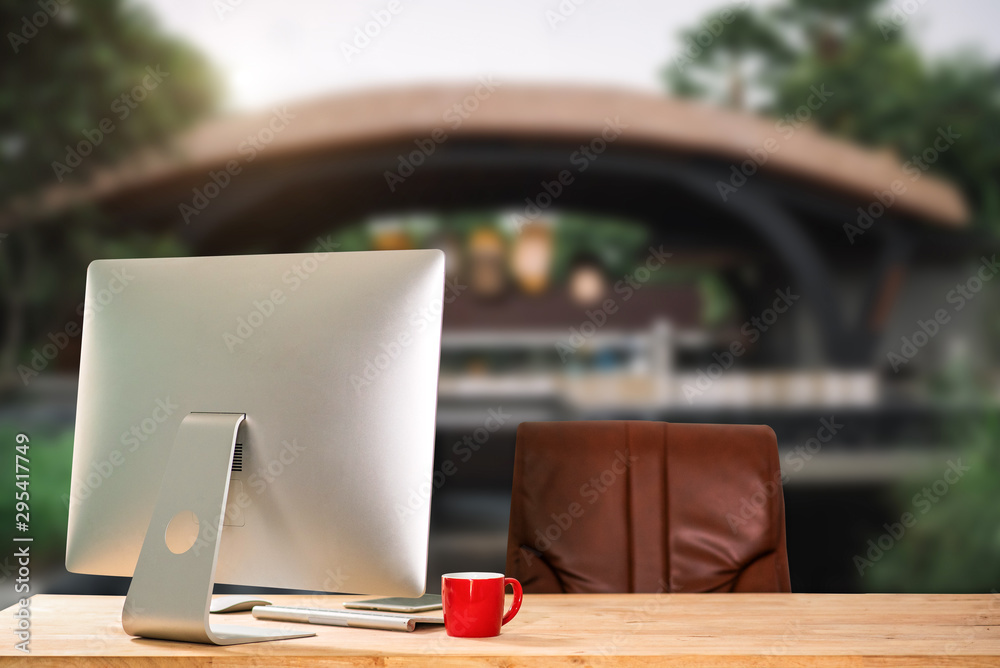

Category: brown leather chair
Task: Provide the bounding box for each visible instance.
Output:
[505,421,791,593]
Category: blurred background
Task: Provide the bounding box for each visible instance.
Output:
[2,0,1000,604]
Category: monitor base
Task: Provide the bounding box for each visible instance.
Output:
[122,412,315,645]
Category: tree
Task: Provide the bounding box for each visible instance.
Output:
[666,5,793,110]
[1,0,218,387]
[664,0,1000,231]
[2,0,219,204]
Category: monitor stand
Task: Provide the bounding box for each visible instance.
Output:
[122,412,315,645]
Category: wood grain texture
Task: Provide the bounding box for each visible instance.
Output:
[2,593,998,666]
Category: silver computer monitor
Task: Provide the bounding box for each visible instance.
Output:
[65,249,445,644]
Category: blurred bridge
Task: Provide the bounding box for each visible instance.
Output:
[12,85,971,367]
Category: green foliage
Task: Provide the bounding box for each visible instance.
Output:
[864,410,1000,592]
[1,0,220,206]
[323,211,654,281]
[865,354,1000,591]
[667,0,1000,593]
[0,224,190,385]
[664,0,1000,231]
[547,213,650,281]
[0,421,75,568]
[1,0,212,384]
[666,5,794,108]
[320,211,739,326]
[698,272,736,327]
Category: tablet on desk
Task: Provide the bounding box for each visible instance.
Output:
[344,594,442,613]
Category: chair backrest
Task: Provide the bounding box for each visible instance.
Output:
[505,421,791,593]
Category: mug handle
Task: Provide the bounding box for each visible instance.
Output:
[501,577,523,626]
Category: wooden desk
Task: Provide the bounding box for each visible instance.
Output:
[3,593,998,666]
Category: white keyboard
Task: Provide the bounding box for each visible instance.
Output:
[252,605,444,632]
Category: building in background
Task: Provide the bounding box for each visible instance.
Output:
[1,85,996,596]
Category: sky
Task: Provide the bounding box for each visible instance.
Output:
[140,0,1000,111]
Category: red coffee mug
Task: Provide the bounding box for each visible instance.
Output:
[441,572,522,637]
